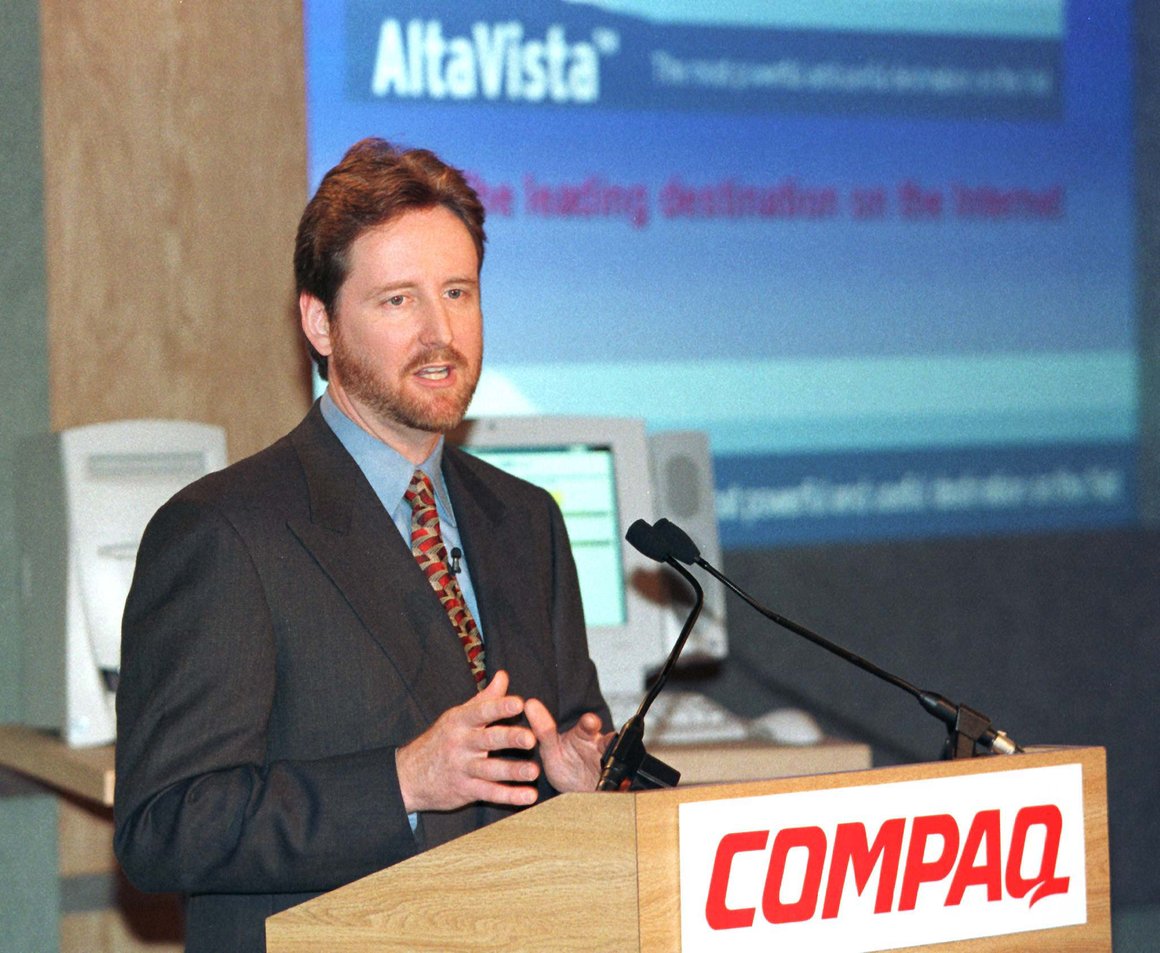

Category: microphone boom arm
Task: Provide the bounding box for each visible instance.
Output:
[695,557,1020,758]
[635,557,704,722]
[652,519,1022,760]
[596,524,702,791]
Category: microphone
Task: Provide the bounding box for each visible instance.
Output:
[625,520,705,719]
[651,518,1023,759]
[595,520,692,791]
[449,547,462,575]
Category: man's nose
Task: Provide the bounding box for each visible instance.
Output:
[417,298,454,346]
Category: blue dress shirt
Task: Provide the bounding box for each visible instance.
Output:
[319,391,485,637]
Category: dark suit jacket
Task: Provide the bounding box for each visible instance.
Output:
[113,404,608,952]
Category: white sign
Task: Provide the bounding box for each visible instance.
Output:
[678,764,1086,952]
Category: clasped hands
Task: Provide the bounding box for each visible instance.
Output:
[395,670,615,814]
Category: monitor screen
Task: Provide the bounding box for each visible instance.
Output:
[304,0,1137,550]
[463,444,627,629]
[449,415,666,700]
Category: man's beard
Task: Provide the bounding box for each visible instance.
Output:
[331,332,481,435]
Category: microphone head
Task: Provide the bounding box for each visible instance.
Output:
[653,518,700,565]
[625,519,671,562]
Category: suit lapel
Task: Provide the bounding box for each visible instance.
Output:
[443,449,558,702]
[285,407,477,723]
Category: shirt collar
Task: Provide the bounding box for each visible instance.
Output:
[319,390,457,526]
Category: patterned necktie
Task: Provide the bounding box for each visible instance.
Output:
[404,470,487,689]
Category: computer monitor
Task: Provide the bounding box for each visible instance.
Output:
[449,415,668,701]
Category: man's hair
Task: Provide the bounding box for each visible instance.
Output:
[294,137,487,379]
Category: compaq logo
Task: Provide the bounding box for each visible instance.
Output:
[677,764,1088,952]
[704,805,1070,930]
[370,19,618,103]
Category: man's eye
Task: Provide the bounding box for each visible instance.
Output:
[446,288,464,300]
[386,294,406,307]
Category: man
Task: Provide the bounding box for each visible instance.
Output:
[114,138,613,952]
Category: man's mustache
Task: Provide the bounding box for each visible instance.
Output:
[403,347,468,374]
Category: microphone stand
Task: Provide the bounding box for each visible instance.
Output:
[652,519,1022,760]
[596,524,703,791]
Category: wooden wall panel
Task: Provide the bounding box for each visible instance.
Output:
[40,0,311,461]
[28,4,312,949]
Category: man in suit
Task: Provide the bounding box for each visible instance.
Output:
[114,139,613,952]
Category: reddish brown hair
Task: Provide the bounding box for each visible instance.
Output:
[294,138,486,379]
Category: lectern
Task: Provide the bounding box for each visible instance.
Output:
[266,746,1109,952]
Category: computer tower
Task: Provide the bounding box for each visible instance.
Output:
[648,429,729,664]
[16,420,227,746]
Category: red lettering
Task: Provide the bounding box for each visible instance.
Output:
[946,809,1003,905]
[705,830,768,930]
[899,814,960,910]
[822,818,906,917]
[702,799,1072,931]
[1006,805,1070,906]
[762,826,827,924]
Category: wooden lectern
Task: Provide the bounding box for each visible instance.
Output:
[266,746,1110,953]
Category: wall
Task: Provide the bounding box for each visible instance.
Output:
[0,2,57,948]
[692,0,1160,914]
[705,526,1160,909]
[0,1,309,949]
[39,0,310,456]
[3,0,312,725]
[2,0,1157,946]
[1,0,51,727]
[1140,0,1160,522]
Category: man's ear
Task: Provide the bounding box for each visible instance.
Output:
[299,292,334,358]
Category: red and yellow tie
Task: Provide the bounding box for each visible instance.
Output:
[404,470,487,689]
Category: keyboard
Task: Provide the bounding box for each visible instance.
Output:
[605,690,752,746]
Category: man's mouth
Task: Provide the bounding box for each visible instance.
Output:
[415,364,453,382]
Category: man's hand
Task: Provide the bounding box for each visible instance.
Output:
[524,697,614,794]
[395,670,541,813]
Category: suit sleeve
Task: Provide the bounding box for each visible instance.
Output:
[113,496,419,896]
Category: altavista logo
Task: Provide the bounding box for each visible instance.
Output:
[369,20,619,103]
